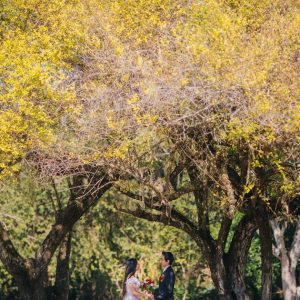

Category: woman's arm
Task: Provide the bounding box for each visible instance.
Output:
[128,283,146,299]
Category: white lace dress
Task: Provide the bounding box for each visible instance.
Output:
[123,276,141,300]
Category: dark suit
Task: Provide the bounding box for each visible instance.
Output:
[154,266,175,300]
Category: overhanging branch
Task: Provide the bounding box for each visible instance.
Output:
[116,185,193,203]
[117,205,198,239]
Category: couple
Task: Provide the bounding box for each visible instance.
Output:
[122,251,175,300]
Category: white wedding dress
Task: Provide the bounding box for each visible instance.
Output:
[123,276,141,300]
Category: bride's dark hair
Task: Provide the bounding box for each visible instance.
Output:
[122,258,138,297]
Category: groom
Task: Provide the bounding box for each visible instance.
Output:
[150,251,176,300]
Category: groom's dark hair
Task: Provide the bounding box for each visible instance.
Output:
[162,251,174,265]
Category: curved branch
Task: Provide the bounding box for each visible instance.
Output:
[116,185,193,203]
[34,174,112,277]
[117,206,199,240]
[117,186,199,238]
[0,221,27,277]
[227,215,257,258]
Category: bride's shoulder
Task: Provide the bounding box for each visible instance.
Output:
[126,276,139,285]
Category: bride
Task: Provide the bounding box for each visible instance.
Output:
[122,258,147,300]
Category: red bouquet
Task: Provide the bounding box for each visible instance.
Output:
[141,278,155,293]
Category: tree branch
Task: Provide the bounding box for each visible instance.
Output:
[117,205,199,241]
[116,185,193,203]
[117,186,199,238]
[34,173,112,277]
[227,215,257,258]
[217,216,232,252]
[270,219,287,258]
[187,166,211,239]
[169,164,185,190]
[0,221,27,277]
[227,165,242,195]
[272,244,281,260]
[220,165,238,219]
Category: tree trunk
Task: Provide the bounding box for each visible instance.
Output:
[281,259,298,300]
[55,231,72,300]
[256,203,273,300]
[225,215,256,300]
[210,264,231,299]
[206,242,231,300]
[209,262,231,300]
[15,269,48,300]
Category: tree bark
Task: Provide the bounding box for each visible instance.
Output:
[225,215,256,300]
[208,247,231,300]
[271,217,300,300]
[256,203,273,300]
[54,231,72,300]
[14,264,48,300]
[281,260,298,300]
